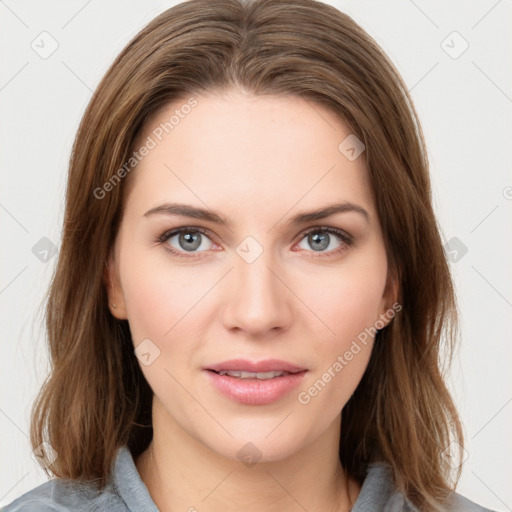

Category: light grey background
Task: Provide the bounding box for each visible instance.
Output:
[1,0,511,510]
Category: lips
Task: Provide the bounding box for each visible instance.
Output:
[203,359,308,405]
[216,370,289,379]
[206,358,306,374]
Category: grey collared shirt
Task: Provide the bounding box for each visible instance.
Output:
[1,446,496,511]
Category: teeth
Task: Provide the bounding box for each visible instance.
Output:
[217,370,288,379]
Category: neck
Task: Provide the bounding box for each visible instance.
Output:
[135,398,360,512]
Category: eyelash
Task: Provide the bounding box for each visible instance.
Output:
[156,226,353,260]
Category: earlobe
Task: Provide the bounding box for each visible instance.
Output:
[103,253,128,319]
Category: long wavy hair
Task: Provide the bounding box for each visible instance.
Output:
[30,0,464,509]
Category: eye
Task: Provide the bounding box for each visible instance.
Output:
[157,227,216,259]
[156,225,353,260]
[295,227,353,257]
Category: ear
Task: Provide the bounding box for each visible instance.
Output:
[377,266,400,328]
[103,248,128,319]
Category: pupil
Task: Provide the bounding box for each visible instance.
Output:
[179,231,201,251]
[310,232,329,251]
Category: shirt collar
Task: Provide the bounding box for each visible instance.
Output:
[113,446,159,512]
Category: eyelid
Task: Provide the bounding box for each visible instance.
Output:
[296,225,353,244]
[156,224,353,258]
[157,225,352,243]
[156,225,215,244]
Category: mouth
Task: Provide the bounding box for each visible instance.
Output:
[208,369,301,380]
[203,359,308,405]
[205,358,307,375]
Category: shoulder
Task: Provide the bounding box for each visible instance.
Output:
[354,462,498,512]
[0,477,125,512]
[444,492,498,512]
[1,446,156,512]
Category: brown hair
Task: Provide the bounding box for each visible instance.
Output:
[30,0,464,509]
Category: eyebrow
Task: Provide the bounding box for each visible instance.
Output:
[143,201,369,227]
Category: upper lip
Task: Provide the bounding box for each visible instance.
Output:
[205,359,307,374]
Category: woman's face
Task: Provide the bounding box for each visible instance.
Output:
[107,87,396,462]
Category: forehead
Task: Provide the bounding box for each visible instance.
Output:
[123,89,375,221]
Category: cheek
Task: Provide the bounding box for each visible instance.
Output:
[119,248,207,344]
[298,260,386,348]
[296,280,379,416]
[119,253,207,403]
[294,255,386,406]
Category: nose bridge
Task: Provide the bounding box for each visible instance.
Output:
[223,235,292,334]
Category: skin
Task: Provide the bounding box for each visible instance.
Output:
[105,87,397,512]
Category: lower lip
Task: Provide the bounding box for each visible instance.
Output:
[204,370,307,405]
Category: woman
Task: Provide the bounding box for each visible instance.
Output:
[3,0,497,511]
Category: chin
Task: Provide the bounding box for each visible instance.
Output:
[210,437,303,465]
[195,416,317,465]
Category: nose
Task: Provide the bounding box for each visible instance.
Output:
[221,245,294,336]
